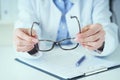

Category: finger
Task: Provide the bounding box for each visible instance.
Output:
[82,37,105,50]
[14,35,35,46]
[15,28,38,43]
[26,28,39,42]
[16,28,33,41]
[76,25,89,38]
[84,45,96,50]
[81,25,89,33]
[82,43,96,50]
[15,37,35,47]
[16,45,34,52]
[27,28,38,42]
[80,24,103,38]
[80,29,105,43]
[28,28,38,38]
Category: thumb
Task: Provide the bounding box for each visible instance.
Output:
[27,28,38,43]
[81,25,89,33]
[76,25,89,38]
[28,28,38,38]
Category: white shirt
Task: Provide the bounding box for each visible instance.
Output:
[15,0,119,59]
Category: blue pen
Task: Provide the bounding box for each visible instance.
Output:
[76,55,86,67]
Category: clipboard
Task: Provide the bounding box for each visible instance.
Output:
[15,47,120,80]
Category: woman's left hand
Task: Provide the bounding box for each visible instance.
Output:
[75,23,105,50]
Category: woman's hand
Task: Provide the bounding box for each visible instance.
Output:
[76,24,105,50]
[13,28,38,52]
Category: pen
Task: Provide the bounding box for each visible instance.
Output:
[75,55,86,67]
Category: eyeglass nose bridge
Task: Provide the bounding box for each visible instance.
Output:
[54,42,67,50]
[54,42,61,46]
[53,41,69,50]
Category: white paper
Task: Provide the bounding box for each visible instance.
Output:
[16,47,119,79]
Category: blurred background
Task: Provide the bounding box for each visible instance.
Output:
[0,0,18,46]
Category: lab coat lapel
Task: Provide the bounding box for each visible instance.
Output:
[66,0,81,37]
[48,0,61,41]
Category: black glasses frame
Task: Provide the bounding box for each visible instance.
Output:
[30,16,81,52]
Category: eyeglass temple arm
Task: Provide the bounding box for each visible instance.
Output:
[70,16,81,33]
[31,22,40,36]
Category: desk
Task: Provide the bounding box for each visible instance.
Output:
[0,45,120,80]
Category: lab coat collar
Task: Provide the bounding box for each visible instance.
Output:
[66,0,81,37]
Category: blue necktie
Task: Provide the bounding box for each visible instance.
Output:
[53,0,73,44]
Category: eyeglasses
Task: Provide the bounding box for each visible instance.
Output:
[30,16,81,52]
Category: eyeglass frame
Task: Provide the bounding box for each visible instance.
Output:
[30,16,81,52]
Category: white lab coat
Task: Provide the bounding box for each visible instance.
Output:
[15,0,119,59]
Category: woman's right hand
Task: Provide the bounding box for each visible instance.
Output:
[13,28,38,52]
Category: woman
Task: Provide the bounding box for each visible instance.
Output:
[14,0,119,58]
